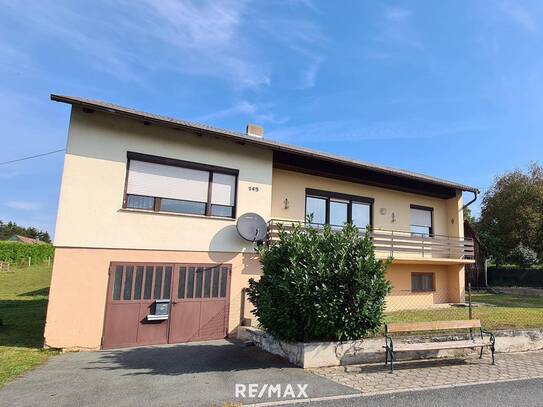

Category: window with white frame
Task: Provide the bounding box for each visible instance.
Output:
[124,153,237,218]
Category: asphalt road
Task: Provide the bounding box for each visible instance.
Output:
[0,339,357,407]
[304,378,543,407]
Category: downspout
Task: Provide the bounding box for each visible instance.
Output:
[461,189,480,288]
[462,190,478,211]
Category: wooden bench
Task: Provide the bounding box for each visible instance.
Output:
[384,320,495,373]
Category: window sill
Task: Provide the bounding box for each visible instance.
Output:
[411,290,436,293]
[119,208,236,222]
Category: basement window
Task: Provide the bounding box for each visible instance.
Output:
[411,273,435,292]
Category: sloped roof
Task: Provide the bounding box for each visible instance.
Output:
[8,235,45,244]
[51,94,479,194]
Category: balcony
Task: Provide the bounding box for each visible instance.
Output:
[266,219,475,264]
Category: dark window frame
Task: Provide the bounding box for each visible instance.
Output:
[305,188,374,229]
[410,204,434,237]
[123,152,239,219]
[411,272,435,292]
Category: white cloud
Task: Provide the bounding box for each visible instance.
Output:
[375,6,421,48]
[196,100,289,125]
[299,57,324,89]
[6,201,41,211]
[501,2,537,32]
[384,7,412,22]
[1,0,327,89]
[267,118,493,144]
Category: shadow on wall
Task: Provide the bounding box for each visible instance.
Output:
[208,225,246,255]
[86,340,294,376]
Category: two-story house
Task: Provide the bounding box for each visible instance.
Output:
[44,95,477,350]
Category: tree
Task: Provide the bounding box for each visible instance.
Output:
[463,207,475,224]
[0,220,51,243]
[509,243,538,268]
[477,163,543,266]
[246,222,391,342]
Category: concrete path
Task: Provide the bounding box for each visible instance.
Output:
[0,339,356,406]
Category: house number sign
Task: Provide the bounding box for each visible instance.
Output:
[248,186,259,192]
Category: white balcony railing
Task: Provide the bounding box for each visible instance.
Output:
[266,219,475,260]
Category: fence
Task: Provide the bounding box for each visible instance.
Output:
[488,267,543,288]
[384,283,543,332]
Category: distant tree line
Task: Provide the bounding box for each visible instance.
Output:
[475,163,543,268]
[0,220,51,243]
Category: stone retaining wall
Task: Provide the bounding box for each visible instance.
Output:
[239,327,543,368]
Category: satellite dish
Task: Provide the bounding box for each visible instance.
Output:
[236,213,267,243]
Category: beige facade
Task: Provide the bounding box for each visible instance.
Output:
[45,101,474,350]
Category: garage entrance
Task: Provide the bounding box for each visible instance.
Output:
[102,263,230,349]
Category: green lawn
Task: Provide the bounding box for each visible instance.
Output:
[385,292,543,330]
[0,264,58,386]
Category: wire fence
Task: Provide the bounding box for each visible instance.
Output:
[384,284,543,332]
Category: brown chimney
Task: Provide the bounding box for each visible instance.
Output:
[246,124,264,138]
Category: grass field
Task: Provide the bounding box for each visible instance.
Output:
[386,292,543,330]
[0,264,58,386]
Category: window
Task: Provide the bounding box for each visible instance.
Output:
[306,196,326,225]
[305,189,373,230]
[410,205,433,237]
[124,152,238,218]
[329,200,348,228]
[411,273,435,292]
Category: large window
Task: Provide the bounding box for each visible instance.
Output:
[305,189,373,230]
[411,272,435,292]
[124,152,238,218]
[410,205,433,237]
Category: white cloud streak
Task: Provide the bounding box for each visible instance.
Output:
[1,0,326,89]
[267,118,493,144]
[6,201,41,211]
[500,1,537,32]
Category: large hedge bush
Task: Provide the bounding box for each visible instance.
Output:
[247,222,391,342]
[0,242,54,265]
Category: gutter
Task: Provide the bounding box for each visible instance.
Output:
[462,190,478,211]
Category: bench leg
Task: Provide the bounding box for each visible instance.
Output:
[491,345,495,365]
[385,348,389,366]
[389,351,394,374]
[479,347,484,359]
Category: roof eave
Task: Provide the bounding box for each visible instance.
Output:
[50,94,480,194]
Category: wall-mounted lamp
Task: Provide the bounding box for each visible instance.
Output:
[451,218,455,224]
[391,212,396,223]
[284,198,290,210]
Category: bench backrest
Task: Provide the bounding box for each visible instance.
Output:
[386,319,481,334]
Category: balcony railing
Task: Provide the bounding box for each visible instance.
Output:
[266,219,475,260]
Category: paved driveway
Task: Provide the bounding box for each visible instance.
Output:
[0,339,356,406]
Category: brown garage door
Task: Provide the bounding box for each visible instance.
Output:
[102,263,230,349]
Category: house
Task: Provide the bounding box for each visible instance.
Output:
[7,235,46,244]
[44,94,478,350]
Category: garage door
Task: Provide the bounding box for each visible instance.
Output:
[102,263,230,349]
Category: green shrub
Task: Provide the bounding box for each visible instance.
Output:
[247,222,391,342]
[508,243,539,268]
[0,242,54,265]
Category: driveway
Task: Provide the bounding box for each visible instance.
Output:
[0,339,357,406]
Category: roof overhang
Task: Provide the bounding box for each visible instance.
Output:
[51,94,479,199]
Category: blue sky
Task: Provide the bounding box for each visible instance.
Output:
[1,0,542,236]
